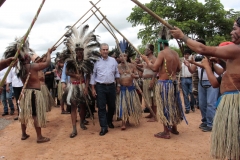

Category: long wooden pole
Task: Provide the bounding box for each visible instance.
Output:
[51,0,101,49]
[130,0,184,54]
[89,1,142,56]
[0,0,46,88]
[35,0,102,63]
[55,8,100,49]
[131,0,173,30]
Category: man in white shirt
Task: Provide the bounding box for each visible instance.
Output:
[180,50,195,114]
[0,67,15,116]
[6,67,23,120]
[91,43,120,136]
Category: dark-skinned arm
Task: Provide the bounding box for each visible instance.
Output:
[170,27,239,59]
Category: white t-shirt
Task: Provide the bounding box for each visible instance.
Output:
[197,64,221,81]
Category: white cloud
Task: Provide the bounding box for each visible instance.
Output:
[0,0,239,58]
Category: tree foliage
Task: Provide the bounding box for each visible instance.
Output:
[127,0,240,46]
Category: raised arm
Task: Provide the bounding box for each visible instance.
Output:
[170,27,240,59]
[0,57,15,71]
[33,48,56,71]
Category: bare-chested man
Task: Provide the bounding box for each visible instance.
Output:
[19,47,56,143]
[170,17,240,160]
[116,53,142,130]
[62,47,89,138]
[141,37,186,139]
[138,44,157,122]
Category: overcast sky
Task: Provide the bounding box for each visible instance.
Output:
[0,0,239,58]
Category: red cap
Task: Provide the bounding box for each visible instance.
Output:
[219,41,234,46]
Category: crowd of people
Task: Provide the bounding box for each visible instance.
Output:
[0,17,240,160]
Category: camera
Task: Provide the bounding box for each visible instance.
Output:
[194,55,204,62]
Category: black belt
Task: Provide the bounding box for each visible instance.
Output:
[96,82,114,86]
[181,77,192,78]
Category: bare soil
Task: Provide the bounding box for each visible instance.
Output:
[0,99,213,160]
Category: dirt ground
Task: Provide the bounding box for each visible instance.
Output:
[0,98,213,160]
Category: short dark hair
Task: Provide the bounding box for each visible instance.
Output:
[147,44,154,52]
[184,49,192,55]
[196,39,206,45]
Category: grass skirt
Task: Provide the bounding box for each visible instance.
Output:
[19,89,47,128]
[57,82,63,101]
[155,80,187,126]
[116,85,142,125]
[62,83,85,105]
[41,84,56,112]
[142,79,156,106]
[211,91,240,160]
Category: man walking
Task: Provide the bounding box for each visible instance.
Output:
[91,43,120,136]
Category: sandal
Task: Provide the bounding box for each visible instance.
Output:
[37,137,50,143]
[154,132,170,139]
[170,130,179,135]
[70,132,77,138]
[21,134,30,140]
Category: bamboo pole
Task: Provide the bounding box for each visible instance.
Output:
[93,17,104,31]
[131,0,173,30]
[51,0,101,49]
[0,0,46,88]
[77,8,100,29]
[35,0,101,63]
[91,8,156,119]
[130,0,185,54]
[89,1,142,56]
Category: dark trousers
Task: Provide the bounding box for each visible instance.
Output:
[13,87,23,114]
[96,83,116,129]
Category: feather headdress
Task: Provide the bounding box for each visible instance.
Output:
[119,39,136,62]
[3,37,30,59]
[3,37,31,79]
[64,25,101,74]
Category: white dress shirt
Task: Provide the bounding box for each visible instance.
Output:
[90,56,120,85]
[6,68,23,87]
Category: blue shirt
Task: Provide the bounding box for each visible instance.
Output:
[90,56,120,85]
[61,62,70,83]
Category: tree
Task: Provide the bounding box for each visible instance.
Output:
[127,0,240,47]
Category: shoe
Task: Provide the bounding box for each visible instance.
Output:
[185,110,190,114]
[10,110,14,115]
[191,106,195,112]
[14,117,18,120]
[2,112,9,116]
[199,123,207,129]
[202,126,212,132]
[99,128,108,136]
[108,123,114,129]
[143,107,150,113]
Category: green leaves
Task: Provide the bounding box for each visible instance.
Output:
[127,0,239,47]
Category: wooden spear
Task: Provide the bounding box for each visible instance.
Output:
[55,8,100,49]
[91,9,157,120]
[0,0,46,88]
[51,0,101,48]
[89,1,142,56]
[130,0,184,54]
[35,0,101,63]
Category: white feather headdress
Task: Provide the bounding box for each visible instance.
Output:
[64,24,101,74]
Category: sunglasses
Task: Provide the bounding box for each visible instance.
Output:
[236,17,240,27]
